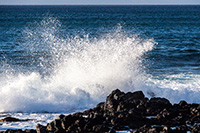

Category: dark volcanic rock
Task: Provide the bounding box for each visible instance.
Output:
[24,129,37,133]
[36,124,48,133]
[192,124,200,133]
[0,129,37,133]
[126,91,145,100]
[146,97,172,115]
[132,125,165,133]
[5,89,200,133]
[4,129,24,133]
[47,121,56,131]
[38,89,173,132]
[92,124,110,132]
[104,89,125,112]
[0,117,21,122]
[179,100,188,107]
[57,114,65,120]
[106,89,125,101]
[172,125,189,132]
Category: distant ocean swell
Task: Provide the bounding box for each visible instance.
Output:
[0,17,200,113]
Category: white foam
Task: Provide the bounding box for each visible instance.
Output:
[0,113,69,130]
[0,18,155,112]
[145,73,200,103]
[1,17,200,113]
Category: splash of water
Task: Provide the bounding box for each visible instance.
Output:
[1,17,200,113]
[0,18,155,112]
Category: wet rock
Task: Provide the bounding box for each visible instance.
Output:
[36,124,48,133]
[104,89,146,114]
[128,91,145,100]
[150,97,171,106]
[116,102,126,112]
[190,115,200,125]
[57,114,65,120]
[104,89,125,112]
[172,125,189,132]
[157,108,178,121]
[191,105,200,116]
[104,98,120,112]
[66,124,79,133]
[54,128,66,133]
[54,119,62,129]
[108,129,116,133]
[24,129,36,133]
[47,121,56,131]
[132,125,169,133]
[83,109,93,115]
[132,125,151,133]
[123,91,145,107]
[72,112,83,117]
[179,100,188,107]
[4,129,24,133]
[162,126,171,132]
[74,118,86,128]
[192,124,200,133]
[61,114,78,130]
[185,119,194,125]
[5,89,200,133]
[0,117,20,122]
[96,102,105,109]
[92,124,110,132]
[93,102,105,113]
[106,89,125,101]
[146,97,172,115]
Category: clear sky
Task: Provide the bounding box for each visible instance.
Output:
[0,0,200,5]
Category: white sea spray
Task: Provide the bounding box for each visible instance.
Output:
[0,17,200,113]
[0,18,154,112]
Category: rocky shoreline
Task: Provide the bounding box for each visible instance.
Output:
[1,89,200,133]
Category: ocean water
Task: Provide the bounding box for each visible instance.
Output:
[0,5,200,117]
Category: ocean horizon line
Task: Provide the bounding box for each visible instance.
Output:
[0,4,199,6]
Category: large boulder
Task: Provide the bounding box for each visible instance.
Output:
[104,89,145,113]
[145,97,172,115]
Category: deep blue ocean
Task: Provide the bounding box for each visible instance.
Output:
[0,5,200,113]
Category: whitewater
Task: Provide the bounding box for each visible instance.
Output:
[0,5,200,130]
[0,17,200,114]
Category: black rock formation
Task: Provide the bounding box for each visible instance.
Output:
[1,89,200,133]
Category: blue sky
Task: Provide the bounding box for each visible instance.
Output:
[0,0,200,5]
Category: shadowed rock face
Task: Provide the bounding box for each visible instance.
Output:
[1,89,200,133]
[0,117,21,122]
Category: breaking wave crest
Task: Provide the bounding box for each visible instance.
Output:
[0,17,200,113]
[0,18,155,112]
